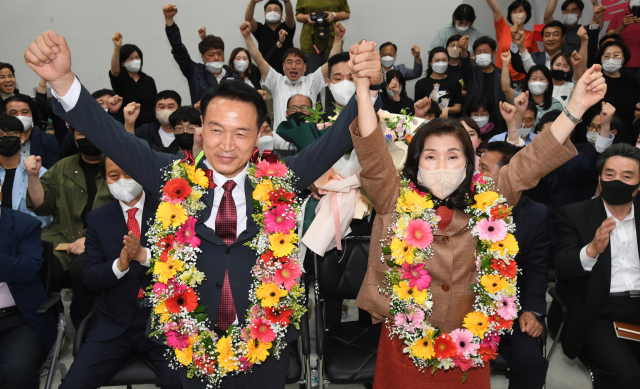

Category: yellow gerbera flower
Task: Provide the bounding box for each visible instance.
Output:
[411,337,435,360]
[154,257,184,284]
[490,233,519,256]
[256,283,288,307]
[463,311,489,338]
[253,180,274,202]
[481,274,509,294]
[389,238,414,265]
[246,340,272,363]
[393,281,429,305]
[269,231,296,257]
[174,337,194,366]
[154,300,171,323]
[472,191,499,210]
[185,165,209,188]
[179,267,206,286]
[397,190,429,213]
[216,336,239,372]
[412,288,429,305]
[156,202,188,229]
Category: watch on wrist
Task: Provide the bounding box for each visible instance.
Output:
[563,106,582,125]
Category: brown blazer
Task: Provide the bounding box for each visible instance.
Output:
[352,120,577,333]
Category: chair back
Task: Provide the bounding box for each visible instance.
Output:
[315,236,370,300]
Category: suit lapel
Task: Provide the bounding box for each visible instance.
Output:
[195,185,224,246]
[236,176,257,245]
[588,198,612,284]
[0,210,14,256]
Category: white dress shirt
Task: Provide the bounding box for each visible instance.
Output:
[112,191,151,279]
[203,160,248,237]
[580,202,640,293]
[0,208,17,308]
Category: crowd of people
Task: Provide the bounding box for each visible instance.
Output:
[3,0,640,388]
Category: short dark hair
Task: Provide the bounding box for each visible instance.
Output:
[169,106,202,128]
[379,42,398,54]
[596,40,632,66]
[526,100,539,117]
[597,143,640,175]
[0,113,24,134]
[459,117,480,136]
[426,47,448,77]
[452,4,476,26]
[426,99,442,118]
[264,0,283,13]
[385,69,407,88]
[542,20,567,37]
[600,33,622,47]
[286,94,312,109]
[199,35,225,55]
[119,44,143,70]
[485,141,518,167]
[465,95,494,119]
[155,90,182,107]
[91,89,115,100]
[550,51,572,70]
[3,94,40,126]
[327,52,350,77]
[506,1,533,25]
[561,0,584,12]
[199,81,267,131]
[282,47,307,64]
[524,65,555,110]
[534,110,561,133]
[472,36,497,53]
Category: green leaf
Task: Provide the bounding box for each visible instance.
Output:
[194,305,206,313]
[382,246,392,255]
[195,313,207,322]
[386,259,397,268]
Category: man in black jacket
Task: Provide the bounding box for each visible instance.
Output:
[124,90,180,150]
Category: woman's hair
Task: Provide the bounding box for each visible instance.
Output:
[524,65,554,110]
[458,117,481,137]
[464,95,494,119]
[426,100,442,118]
[550,51,572,69]
[506,0,533,25]
[119,44,143,71]
[596,40,632,66]
[426,47,449,77]
[0,62,19,94]
[452,4,476,26]
[402,119,476,210]
[228,47,254,79]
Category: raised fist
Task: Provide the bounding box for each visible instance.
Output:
[592,5,604,21]
[411,45,421,59]
[240,21,252,36]
[514,91,530,115]
[349,39,382,88]
[123,102,140,125]
[335,21,346,38]
[24,31,73,89]
[499,101,516,123]
[278,29,288,43]
[198,26,206,40]
[163,4,178,19]
[24,155,41,176]
[600,102,616,127]
[258,89,267,100]
[577,25,588,42]
[501,51,512,64]
[112,32,122,48]
[414,97,432,119]
[459,36,469,52]
[108,95,123,113]
[570,50,582,68]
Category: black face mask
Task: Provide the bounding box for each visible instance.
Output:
[174,133,194,151]
[288,112,308,125]
[0,136,21,157]
[551,69,569,81]
[600,179,640,206]
[76,138,102,157]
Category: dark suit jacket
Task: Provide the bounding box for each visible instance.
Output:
[512,195,550,315]
[548,197,628,359]
[53,83,379,388]
[0,207,56,352]
[82,195,157,342]
[134,120,164,150]
[30,127,60,169]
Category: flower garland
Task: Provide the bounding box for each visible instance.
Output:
[147,155,305,387]
[382,173,520,381]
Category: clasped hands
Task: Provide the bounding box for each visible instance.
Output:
[348,39,383,94]
[116,231,148,272]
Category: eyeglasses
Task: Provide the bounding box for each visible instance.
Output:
[174,126,198,134]
[588,123,602,131]
[448,43,461,49]
[288,105,310,112]
[602,53,623,60]
[0,131,20,138]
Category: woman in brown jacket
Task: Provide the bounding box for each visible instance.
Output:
[348,40,607,388]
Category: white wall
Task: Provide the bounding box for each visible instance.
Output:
[1,0,465,104]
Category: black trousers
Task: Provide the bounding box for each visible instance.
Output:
[581,295,640,389]
[0,312,45,389]
[60,307,181,389]
[497,316,548,389]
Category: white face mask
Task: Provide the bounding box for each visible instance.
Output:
[512,13,526,24]
[108,178,143,203]
[386,87,403,97]
[156,110,173,125]
[104,108,109,112]
[258,135,275,154]
[418,164,467,200]
[124,59,141,73]
[602,59,623,74]
[381,56,396,68]
[475,53,493,68]
[205,61,224,74]
[562,13,579,26]
[447,47,461,58]
[586,131,599,145]
[17,115,33,131]
[518,125,533,139]
[455,23,470,33]
[234,60,249,73]
[330,80,356,106]
[265,11,281,23]
[472,116,489,128]
[632,0,640,6]
[432,62,449,74]
[528,81,548,95]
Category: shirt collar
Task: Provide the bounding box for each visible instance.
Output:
[119,190,146,215]
[204,160,248,192]
[603,200,635,223]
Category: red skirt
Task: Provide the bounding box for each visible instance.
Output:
[373,325,490,389]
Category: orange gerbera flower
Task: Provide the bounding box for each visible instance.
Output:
[165,288,198,313]
[491,258,517,278]
[477,346,498,363]
[163,178,192,202]
[489,204,510,221]
[489,314,514,331]
[434,334,457,359]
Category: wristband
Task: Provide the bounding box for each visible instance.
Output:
[563,106,582,125]
[332,12,337,19]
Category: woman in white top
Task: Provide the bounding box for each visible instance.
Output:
[549,51,587,107]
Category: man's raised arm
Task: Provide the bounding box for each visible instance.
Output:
[240,21,271,82]
[320,22,346,80]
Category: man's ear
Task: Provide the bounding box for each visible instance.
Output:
[20,133,26,146]
[326,78,331,89]
[612,129,618,136]
[257,122,268,142]
[201,54,206,63]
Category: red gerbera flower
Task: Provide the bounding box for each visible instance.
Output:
[194,355,216,374]
[489,314,514,331]
[490,258,517,278]
[158,235,175,251]
[163,178,192,202]
[265,306,294,326]
[477,346,498,363]
[490,205,510,221]
[165,288,198,314]
[269,188,295,206]
[434,334,458,359]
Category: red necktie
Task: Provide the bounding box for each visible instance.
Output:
[126,208,145,299]
[215,181,237,331]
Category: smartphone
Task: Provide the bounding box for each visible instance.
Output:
[632,7,640,18]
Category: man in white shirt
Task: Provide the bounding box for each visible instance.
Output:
[551,144,640,388]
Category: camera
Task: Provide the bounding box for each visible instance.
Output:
[309,12,330,40]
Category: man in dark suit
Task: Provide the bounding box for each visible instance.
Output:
[0,188,56,389]
[25,30,383,389]
[550,144,640,388]
[479,142,550,389]
[60,156,180,388]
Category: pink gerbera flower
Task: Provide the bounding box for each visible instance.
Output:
[450,328,480,357]
[497,296,518,321]
[394,313,407,327]
[273,261,302,291]
[453,354,474,372]
[471,173,486,192]
[238,356,254,372]
[264,205,296,234]
[166,330,191,350]
[250,317,277,343]
[175,216,201,247]
[402,262,432,291]
[404,219,434,250]
[153,282,168,295]
[476,218,507,243]
[255,160,288,178]
[481,333,501,353]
